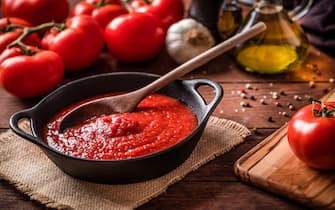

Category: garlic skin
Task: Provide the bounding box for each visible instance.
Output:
[166,18,215,64]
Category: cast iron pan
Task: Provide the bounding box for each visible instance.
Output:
[9,72,223,183]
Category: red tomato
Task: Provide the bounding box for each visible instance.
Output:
[105,12,165,62]
[71,0,127,29]
[0,47,64,98]
[41,15,105,72]
[287,101,335,170]
[131,0,184,31]
[0,17,40,53]
[1,0,69,26]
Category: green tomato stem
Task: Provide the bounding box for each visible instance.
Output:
[312,100,335,117]
[7,22,65,55]
[1,18,25,33]
[121,0,134,13]
[95,0,106,8]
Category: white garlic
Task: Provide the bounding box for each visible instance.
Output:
[165,18,215,64]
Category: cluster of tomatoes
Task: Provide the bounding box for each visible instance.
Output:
[0,0,184,98]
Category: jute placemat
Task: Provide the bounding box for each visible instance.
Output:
[0,116,250,210]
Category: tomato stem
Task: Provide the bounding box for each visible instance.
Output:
[3,24,25,32]
[120,0,134,13]
[1,18,25,33]
[312,100,335,117]
[95,0,106,7]
[7,22,64,55]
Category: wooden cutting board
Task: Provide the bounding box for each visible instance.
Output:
[234,90,335,210]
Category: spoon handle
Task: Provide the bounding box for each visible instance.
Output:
[139,21,266,94]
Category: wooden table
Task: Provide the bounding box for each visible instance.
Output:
[1,43,335,209]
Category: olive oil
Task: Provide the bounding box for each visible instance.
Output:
[217,1,242,40]
[234,0,309,74]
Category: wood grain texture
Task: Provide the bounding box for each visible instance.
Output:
[234,90,335,210]
[1,0,334,208]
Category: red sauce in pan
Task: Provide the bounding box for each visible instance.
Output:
[44,94,197,160]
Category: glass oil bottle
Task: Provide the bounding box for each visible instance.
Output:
[217,0,242,40]
[234,0,309,74]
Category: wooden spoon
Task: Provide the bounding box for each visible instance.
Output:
[59,22,266,132]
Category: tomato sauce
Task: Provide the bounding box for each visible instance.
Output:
[44,94,197,160]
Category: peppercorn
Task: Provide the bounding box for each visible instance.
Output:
[279,90,286,96]
[240,101,250,107]
[245,83,252,89]
[267,117,274,122]
[294,95,302,101]
[308,81,315,88]
[288,104,295,110]
[240,93,247,99]
[282,112,289,117]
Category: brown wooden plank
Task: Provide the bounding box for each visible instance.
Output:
[0,178,307,210]
[138,181,307,210]
[194,82,331,128]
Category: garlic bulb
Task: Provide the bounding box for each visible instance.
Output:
[165,18,215,64]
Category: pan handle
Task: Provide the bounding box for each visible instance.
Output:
[183,79,224,116]
[9,109,40,145]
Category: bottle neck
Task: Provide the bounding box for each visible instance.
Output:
[256,0,283,6]
[223,0,238,4]
[255,0,283,14]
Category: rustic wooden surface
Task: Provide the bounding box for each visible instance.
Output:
[234,90,335,210]
[1,43,334,209]
[1,1,335,209]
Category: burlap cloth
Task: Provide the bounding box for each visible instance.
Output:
[0,116,250,210]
